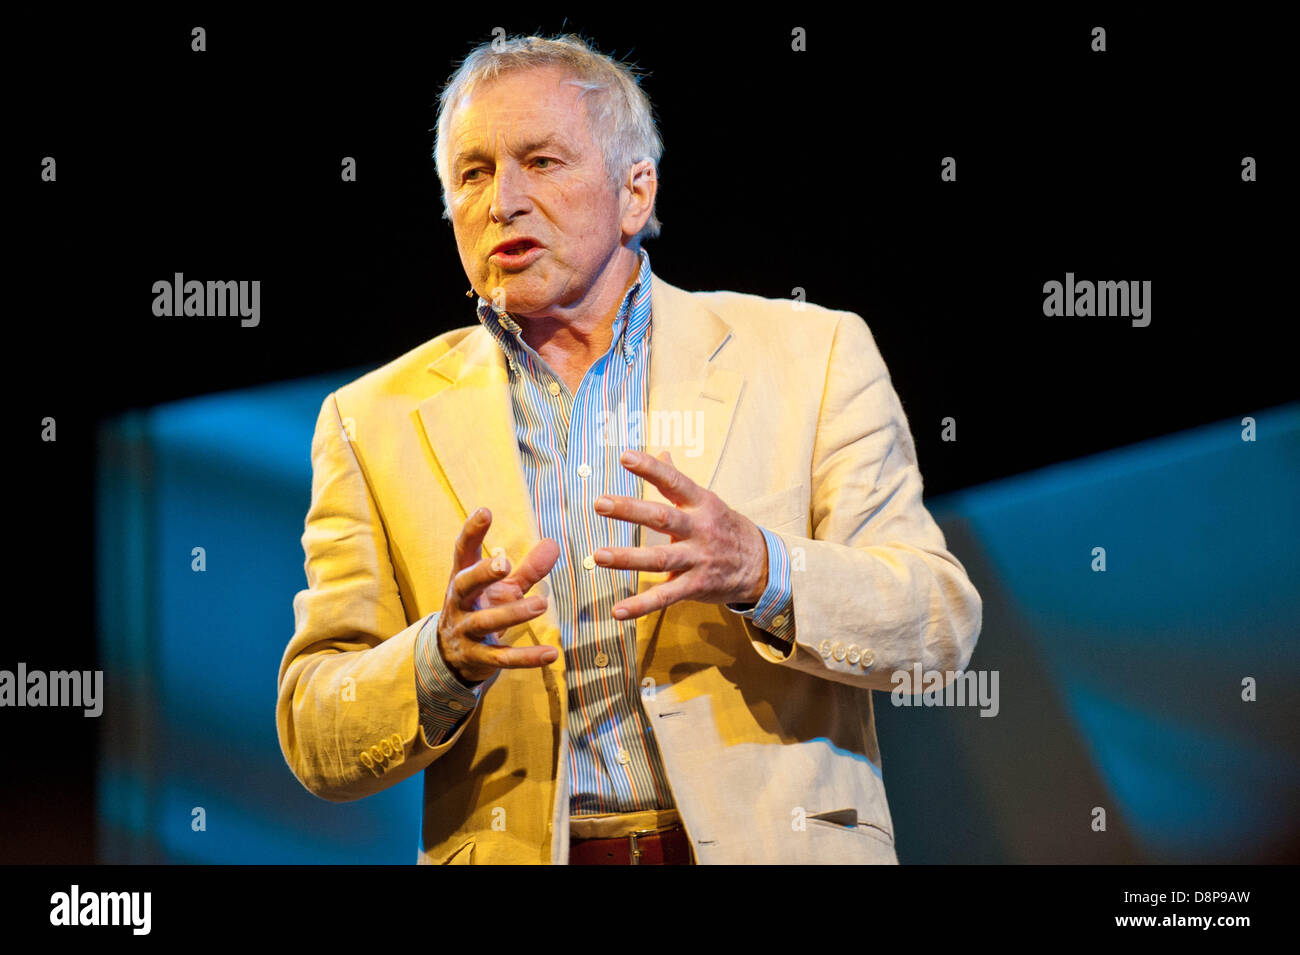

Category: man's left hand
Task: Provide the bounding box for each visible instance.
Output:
[591,449,768,620]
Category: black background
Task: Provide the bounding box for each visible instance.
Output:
[8,6,1291,862]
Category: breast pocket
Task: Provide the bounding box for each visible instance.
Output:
[734,483,806,535]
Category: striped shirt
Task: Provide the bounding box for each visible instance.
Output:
[413,249,794,815]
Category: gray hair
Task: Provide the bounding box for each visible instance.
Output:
[433,33,663,241]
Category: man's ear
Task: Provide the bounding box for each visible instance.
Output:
[621,160,658,239]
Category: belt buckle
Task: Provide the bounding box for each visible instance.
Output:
[627,827,662,866]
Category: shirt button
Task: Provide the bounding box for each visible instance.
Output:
[547,381,561,397]
[582,554,596,571]
[846,644,861,665]
[860,649,875,669]
[772,614,787,628]
[577,463,592,478]
[593,651,609,667]
[448,700,465,711]
[617,749,631,766]
[831,642,846,662]
[818,640,833,659]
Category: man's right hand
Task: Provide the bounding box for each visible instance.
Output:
[437,506,561,685]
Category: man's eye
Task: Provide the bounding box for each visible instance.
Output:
[533,157,555,169]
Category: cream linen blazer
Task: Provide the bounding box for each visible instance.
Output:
[276,271,982,864]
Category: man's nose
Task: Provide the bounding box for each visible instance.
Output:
[489,163,530,224]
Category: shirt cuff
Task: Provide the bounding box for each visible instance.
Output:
[414,612,484,745]
[725,526,795,644]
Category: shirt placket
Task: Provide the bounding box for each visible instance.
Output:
[481,254,673,814]
[571,326,642,806]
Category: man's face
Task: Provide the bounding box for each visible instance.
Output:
[446,66,625,317]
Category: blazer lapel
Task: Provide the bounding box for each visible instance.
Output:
[642,274,741,506]
[636,275,743,657]
[416,328,558,653]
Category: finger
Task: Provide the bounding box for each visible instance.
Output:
[451,551,511,610]
[618,449,700,507]
[592,543,691,573]
[503,537,561,594]
[465,642,559,673]
[451,507,492,578]
[458,593,549,641]
[612,578,689,620]
[593,495,692,538]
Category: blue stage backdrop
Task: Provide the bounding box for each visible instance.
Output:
[95,377,1300,864]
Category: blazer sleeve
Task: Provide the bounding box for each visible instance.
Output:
[276,391,482,801]
[738,310,983,691]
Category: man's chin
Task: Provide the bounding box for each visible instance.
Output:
[482,277,551,315]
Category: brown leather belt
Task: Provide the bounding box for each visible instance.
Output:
[569,824,693,865]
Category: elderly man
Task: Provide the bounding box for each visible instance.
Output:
[276,34,982,865]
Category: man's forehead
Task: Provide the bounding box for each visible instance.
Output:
[449,68,588,140]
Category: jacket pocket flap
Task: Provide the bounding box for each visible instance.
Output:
[808,807,858,827]
[734,483,805,531]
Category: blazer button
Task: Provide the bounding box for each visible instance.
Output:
[831,642,846,662]
[846,644,861,665]
[818,640,833,659]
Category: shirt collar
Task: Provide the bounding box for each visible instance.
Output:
[475,248,652,370]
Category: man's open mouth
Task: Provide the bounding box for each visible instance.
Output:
[492,239,540,257]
